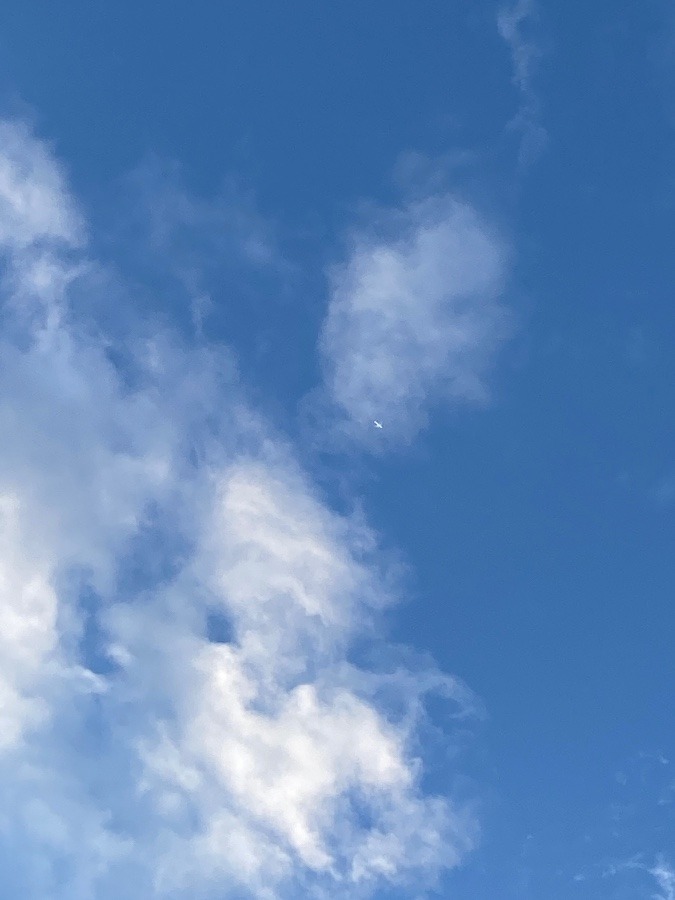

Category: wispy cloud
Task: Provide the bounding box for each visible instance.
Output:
[126,158,280,270]
[651,858,675,900]
[113,157,287,344]
[318,195,511,447]
[497,0,547,165]
[567,755,675,900]
[601,856,675,900]
[0,119,480,898]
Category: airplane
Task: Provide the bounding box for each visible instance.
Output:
[373,420,383,429]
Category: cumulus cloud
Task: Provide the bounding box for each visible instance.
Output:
[123,460,478,896]
[0,120,480,898]
[318,195,510,446]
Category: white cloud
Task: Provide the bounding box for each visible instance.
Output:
[0,120,480,898]
[319,195,510,446]
[498,0,540,95]
[0,494,58,749]
[122,460,478,896]
[651,858,675,900]
[0,119,83,251]
[497,0,547,165]
[601,856,675,900]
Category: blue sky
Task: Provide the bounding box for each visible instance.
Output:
[0,1,674,898]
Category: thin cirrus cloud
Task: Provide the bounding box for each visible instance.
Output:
[0,119,480,898]
[560,752,675,899]
[651,858,675,900]
[497,0,547,165]
[600,856,675,900]
[318,195,511,447]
